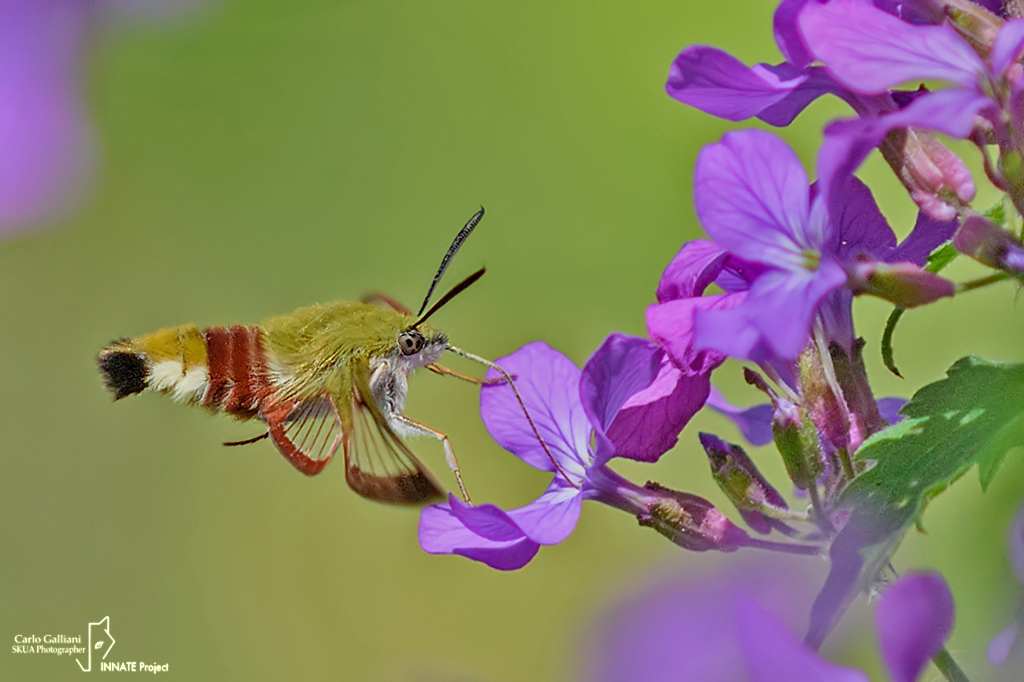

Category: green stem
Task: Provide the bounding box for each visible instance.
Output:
[933,646,970,682]
[957,272,1009,293]
[836,447,856,482]
[806,484,832,535]
[756,505,810,523]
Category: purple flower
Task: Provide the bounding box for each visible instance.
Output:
[666,0,975,219]
[990,503,1024,666]
[0,0,95,234]
[799,0,1024,141]
[577,556,835,682]
[647,129,953,365]
[0,1,198,236]
[579,561,955,682]
[876,572,956,682]
[418,335,711,570]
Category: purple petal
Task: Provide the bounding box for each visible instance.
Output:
[875,572,955,682]
[646,293,741,375]
[885,87,994,138]
[705,387,774,446]
[694,130,814,264]
[716,254,768,293]
[774,0,814,67]
[819,288,856,352]
[758,65,848,127]
[667,46,811,121]
[694,261,848,361]
[877,397,908,425]
[481,342,590,475]
[655,239,728,302]
[737,596,870,682]
[418,502,539,571]
[507,479,583,545]
[871,0,947,23]
[579,334,663,460]
[579,334,663,431]
[579,557,825,682]
[1010,503,1024,584]
[604,354,711,463]
[0,0,95,234]
[799,0,986,92]
[888,212,959,265]
[448,495,529,541]
[989,619,1019,666]
[993,20,1024,77]
[827,175,896,261]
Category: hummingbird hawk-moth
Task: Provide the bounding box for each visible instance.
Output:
[97,209,545,505]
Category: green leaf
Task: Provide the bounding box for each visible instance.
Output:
[807,356,1024,647]
[924,242,958,273]
[982,200,1007,228]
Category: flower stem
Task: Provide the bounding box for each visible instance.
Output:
[806,484,832,535]
[933,646,970,682]
[836,447,855,481]
[957,272,1009,292]
[744,538,820,555]
[756,505,810,523]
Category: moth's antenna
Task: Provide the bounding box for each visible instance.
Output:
[445,344,579,490]
[411,267,485,329]
[417,207,485,316]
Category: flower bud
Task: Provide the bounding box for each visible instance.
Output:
[798,346,850,456]
[879,127,976,221]
[637,483,750,552]
[699,433,794,535]
[942,0,1004,56]
[847,260,955,307]
[954,214,1024,273]
[772,395,824,490]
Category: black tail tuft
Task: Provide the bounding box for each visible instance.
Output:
[98,343,149,400]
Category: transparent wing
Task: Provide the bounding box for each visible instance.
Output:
[266,395,344,476]
[345,370,444,505]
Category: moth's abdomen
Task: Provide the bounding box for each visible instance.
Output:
[98,324,272,420]
[201,325,271,419]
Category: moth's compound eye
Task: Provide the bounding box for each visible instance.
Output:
[398,331,426,356]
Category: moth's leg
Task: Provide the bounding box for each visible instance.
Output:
[223,432,269,447]
[427,363,506,386]
[388,414,471,503]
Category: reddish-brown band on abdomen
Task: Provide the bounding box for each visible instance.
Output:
[202,325,271,420]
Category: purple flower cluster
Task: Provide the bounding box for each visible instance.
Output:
[413,0,1024,678]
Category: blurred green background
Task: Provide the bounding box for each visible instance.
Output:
[3,0,1024,680]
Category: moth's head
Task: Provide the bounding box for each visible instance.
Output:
[396,325,447,366]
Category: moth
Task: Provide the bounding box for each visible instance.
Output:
[97,209,550,505]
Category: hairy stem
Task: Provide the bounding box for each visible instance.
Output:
[806,484,832,535]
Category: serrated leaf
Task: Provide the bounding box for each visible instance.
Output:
[807,356,1024,647]
[982,200,1007,227]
